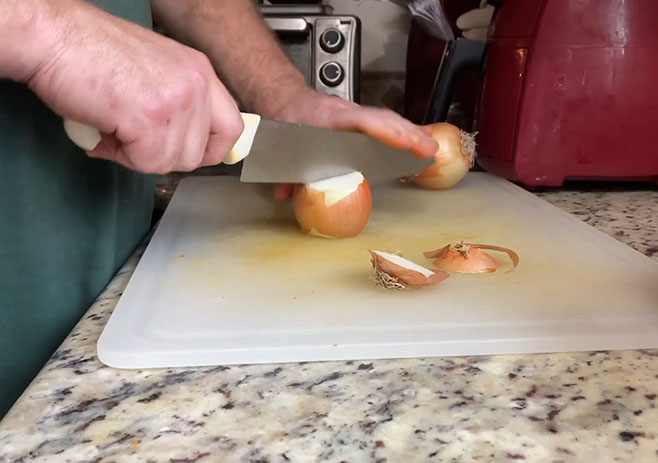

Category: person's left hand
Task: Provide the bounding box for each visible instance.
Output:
[269,89,439,200]
[456,3,494,42]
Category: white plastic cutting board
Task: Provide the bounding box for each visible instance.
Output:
[97,173,658,368]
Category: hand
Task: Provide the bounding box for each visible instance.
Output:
[27,0,243,174]
[270,89,439,200]
[456,3,495,42]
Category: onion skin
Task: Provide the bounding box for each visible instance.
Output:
[467,243,520,271]
[293,178,372,239]
[409,123,475,190]
[369,250,449,288]
[426,245,499,273]
[424,242,519,274]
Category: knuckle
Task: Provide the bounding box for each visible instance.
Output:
[155,72,207,115]
[145,97,173,122]
[184,51,212,90]
[168,79,196,110]
[186,68,209,96]
[189,50,213,73]
[179,150,205,172]
[224,113,244,141]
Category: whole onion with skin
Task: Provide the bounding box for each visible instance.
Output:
[293,171,372,239]
[406,122,476,190]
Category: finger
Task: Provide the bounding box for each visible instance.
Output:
[87,133,139,171]
[273,183,295,200]
[177,87,211,172]
[335,107,437,158]
[201,79,244,166]
[116,120,174,174]
[162,107,197,172]
[334,107,431,154]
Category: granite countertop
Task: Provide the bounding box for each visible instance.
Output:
[1,185,657,463]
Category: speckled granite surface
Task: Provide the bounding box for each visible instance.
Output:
[1,186,657,463]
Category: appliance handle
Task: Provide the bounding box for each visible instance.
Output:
[423,38,488,124]
[263,17,310,38]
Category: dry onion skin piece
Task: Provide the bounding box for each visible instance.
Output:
[467,243,520,271]
[403,122,476,190]
[424,242,520,274]
[369,249,449,289]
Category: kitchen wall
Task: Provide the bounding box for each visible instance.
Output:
[325,0,411,112]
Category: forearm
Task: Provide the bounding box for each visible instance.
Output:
[151,0,309,118]
[0,0,72,82]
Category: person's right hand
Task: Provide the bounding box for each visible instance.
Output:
[26,0,244,174]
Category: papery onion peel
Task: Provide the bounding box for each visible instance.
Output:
[369,249,449,289]
[403,122,476,190]
[424,242,519,274]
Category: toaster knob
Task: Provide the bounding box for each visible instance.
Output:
[320,28,344,53]
[319,62,344,87]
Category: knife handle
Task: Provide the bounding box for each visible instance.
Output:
[63,112,261,164]
[63,119,102,151]
[222,113,261,165]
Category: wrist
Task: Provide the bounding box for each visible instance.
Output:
[244,73,311,121]
[0,0,73,82]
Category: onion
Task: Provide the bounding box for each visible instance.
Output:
[293,171,372,239]
[369,249,449,289]
[424,242,519,274]
[405,122,476,190]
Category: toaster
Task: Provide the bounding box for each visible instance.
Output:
[427,0,658,187]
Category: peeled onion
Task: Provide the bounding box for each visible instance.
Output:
[369,249,449,289]
[293,171,372,239]
[424,242,519,274]
[406,122,476,190]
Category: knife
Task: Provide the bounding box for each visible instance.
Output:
[64,113,433,184]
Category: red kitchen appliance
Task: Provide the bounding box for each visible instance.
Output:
[426,0,658,187]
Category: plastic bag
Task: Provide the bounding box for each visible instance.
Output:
[406,0,455,41]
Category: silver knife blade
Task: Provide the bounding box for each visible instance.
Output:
[238,119,434,184]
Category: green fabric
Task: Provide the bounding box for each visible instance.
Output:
[0,0,155,418]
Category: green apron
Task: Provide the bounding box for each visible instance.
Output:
[0,0,155,418]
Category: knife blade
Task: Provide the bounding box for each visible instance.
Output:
[226,114,434,184]
[63,113,433,184]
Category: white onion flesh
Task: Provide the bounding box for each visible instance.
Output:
[371,250,434,277]
[309,171,364,207]
[369,249,450,289]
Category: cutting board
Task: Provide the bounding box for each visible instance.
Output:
[97,173,658,368]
